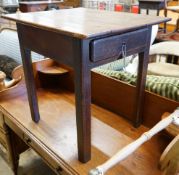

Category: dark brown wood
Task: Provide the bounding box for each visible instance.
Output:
[91,28,148,62]
[2,8,169,163]
[138,0,168,32]
[138,0,167,15]
[73,39,91,163]
[134,26,152,127]
[17,24,40,123]
[8,128,20,175]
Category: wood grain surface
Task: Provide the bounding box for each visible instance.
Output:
[0,62,170,175]
[3,8,170,39]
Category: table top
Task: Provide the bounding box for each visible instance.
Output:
[19,1,62,5]
[3,8,170,39]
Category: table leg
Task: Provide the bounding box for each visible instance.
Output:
[74,40,91,163]
[134,26,152,127]
[8,128,20,175]
[164,9,168,33]
[17,24,40,123]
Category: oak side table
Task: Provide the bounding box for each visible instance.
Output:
[3,8,169,163]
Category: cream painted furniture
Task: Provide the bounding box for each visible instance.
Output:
[89,109,179,175]
[148,41,179,77]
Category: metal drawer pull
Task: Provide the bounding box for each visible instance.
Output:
[56,166,63,173]
[24,136,31,144]
[122,43,127,71]
[25,138,31,144]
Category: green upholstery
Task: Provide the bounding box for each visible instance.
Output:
[93,67,179,102]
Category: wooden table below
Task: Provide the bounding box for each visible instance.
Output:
[0,61,169,174]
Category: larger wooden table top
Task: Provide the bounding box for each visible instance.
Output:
[0,83,169,175]
[3,8,170,39]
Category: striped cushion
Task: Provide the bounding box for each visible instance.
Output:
[93,68,179,102]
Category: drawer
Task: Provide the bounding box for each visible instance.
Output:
[5,117,70,174]
[4,119,64,174]
[90,28,148,62]
[23,134,66,174]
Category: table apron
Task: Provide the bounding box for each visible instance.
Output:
[17,23,78,67]
[139,2,165,10]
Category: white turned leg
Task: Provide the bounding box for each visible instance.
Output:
[89,108,179,175]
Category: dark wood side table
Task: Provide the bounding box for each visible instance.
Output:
[138,0,170,33]
[19,1,64,12]
[3,8,169,163]
[138,0,167,15]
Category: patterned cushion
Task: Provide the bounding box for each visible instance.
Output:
[93,68,179,102]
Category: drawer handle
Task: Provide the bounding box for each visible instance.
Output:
[24,137,31,144]
[56,166,62,173]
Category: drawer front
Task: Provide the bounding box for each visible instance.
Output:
[23,134,67,174]
[90,28,148,62]
[5,119,64,174]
